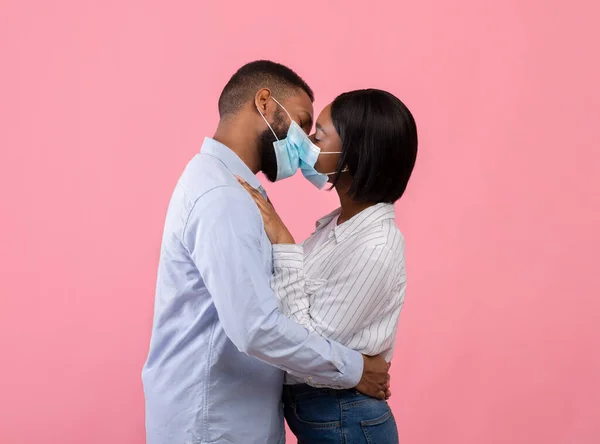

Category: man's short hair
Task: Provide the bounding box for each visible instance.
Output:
[218,60,314,117]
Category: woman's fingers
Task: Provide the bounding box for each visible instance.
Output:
[236,176,264,203]
[235,177,273,219]
[255,197,271,213]
[235,176,256,194]
[232,180,292,245]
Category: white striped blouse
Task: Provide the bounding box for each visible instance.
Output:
[271,203,407,386]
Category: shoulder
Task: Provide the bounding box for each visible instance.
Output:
[348,217,404,251]
[173,153,259,224]
[181,183,262,247]
[380,219,406,260]
[177,153,239,200]
[341,219,405,271]
[195,185,259,223]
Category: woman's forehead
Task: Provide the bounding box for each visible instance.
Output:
[316,104,333,127]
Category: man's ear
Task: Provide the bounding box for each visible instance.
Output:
[255,88,272,116]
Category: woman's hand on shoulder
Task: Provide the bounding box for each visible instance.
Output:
[236,177,295,245]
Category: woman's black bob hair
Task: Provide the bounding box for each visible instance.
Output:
[330,89,418,204]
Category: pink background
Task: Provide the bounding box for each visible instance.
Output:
[1,1,599,443]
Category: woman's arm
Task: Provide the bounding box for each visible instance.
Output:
[271,243,402,348]
[236,176,404,353]
[270,243,313,327]
[235,177,314,326]
[307,245,402,348]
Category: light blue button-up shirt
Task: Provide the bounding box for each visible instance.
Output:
[142,138,363,444]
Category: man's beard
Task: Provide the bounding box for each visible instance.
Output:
[258,108,288,182]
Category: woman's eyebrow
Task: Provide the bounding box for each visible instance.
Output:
[316,122,325,133]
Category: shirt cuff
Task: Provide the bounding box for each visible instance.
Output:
[272,244,304,269]
[339,349,364,389]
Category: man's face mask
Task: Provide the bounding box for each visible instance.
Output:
[257,97,342,188]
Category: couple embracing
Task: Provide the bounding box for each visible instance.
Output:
[143,60,418,444]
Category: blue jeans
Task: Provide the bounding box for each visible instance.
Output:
[283,384,399,444]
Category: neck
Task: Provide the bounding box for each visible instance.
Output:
[335,180,377,225]
[213,116,261,174]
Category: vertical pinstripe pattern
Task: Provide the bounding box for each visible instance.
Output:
[271,203,406,385]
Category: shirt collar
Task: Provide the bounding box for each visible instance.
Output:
[315,203,396,242]
[200,137,262,190]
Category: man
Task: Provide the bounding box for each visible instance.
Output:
[142,60,390,444]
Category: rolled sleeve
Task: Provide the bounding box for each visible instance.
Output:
[272,244,304,269]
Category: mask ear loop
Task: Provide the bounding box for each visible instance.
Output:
[271,97,294,123]
[324,168,350,175]
[317,151,348,175]
[257,96,295,141]
[256,105,279,140]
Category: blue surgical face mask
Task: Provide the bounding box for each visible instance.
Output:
[297,144,341,190]
[257,98,301,181]
[292,118,345,189]
[257,97,344,188]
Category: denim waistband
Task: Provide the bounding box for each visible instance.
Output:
[283,384,362,402]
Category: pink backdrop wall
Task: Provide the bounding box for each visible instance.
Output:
[1,1,599,443]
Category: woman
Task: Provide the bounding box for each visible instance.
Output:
[239,89,417,444]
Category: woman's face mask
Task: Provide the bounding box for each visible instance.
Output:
[257,97,343,188]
